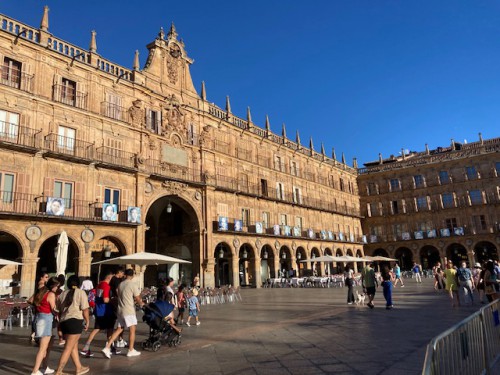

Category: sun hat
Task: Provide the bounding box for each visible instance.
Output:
[474,263,481,268]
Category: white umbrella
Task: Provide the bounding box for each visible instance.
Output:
[0,258,23,266]
[92,252,191,266]
[56,231,69,276]
[299,255,351,263]
[364,255,397,262]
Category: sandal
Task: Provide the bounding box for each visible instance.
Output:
[76,367,90,375]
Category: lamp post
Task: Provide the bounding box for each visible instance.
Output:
[217,245,224,287]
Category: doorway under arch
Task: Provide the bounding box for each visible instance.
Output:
[474,241,498,264]
[296,247,306,277]
[420,245,440,270]
[0,231,23,295]
[90,236,126,284]
[395,247,413,270]
[239,243,256,287]
[279,246,292,277]
[37,234,79,278]
[260,245,275,283]
[144,195,199,287]
[446,243,468,266]
[214,242,232,287]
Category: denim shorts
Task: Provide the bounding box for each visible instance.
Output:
[189,309,198,317]
[35,313,54,338]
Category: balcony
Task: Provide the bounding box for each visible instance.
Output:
[44,133,94,161]
[0,66,33,92]
[52,84,87,110]
[100,102,129,122]
[95,146,136,170]
[0,121,40,150]
[145,159,203,184]
[0,190,132,224]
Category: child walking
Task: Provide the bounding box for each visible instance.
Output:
[185,289,200,326]
[176,285,186,325]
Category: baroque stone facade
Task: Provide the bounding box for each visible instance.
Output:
[0,8,363,296]
[358,138,500,270]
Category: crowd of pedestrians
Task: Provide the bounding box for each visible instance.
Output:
[28,268,203,375]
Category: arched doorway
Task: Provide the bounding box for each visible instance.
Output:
[239,244,256,287]
[296,247,306,277]
[214,242,232,287]
[474,241,498,264]
[420,245,440,270]
[37,234,78,277]
[144,195,199,287]
[324,248,333,275]
[395,247,413,270]
[90,236,126,284]
[279,246,292,277]
[335,248,344,274]
[260,245,274,282]
[0,231,23,296]
[446,243,468,266]
[311,247,321,276]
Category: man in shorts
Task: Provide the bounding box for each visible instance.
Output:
[393,263,404,287]
[102,269,144,358]
[80,270,119,357]
[362,262,378,308]
[109,267,127,348]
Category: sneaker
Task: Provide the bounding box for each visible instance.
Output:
[115,339,125,348]
[368,302,374,309]
[101,347,111,359]
[44,367,55,374]
[347,302,353,305]
[84,350,94,358]
[126,349,141,357]
[401,285,405,287]
[58,340,66,346]
[111,347,121,355]
[185,322,190,326]
[386,305,393,310]
[196,321,201,326]
[31,371,43,375]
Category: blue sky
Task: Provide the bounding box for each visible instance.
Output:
[3,1,500,164]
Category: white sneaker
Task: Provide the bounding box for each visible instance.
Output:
[196,321,201,326]
[115,339,125,348]
[185,322,190,326]
[126,349,141,357]
[102,347,111,359]
[31,371,43,375]
[44,368,55,374]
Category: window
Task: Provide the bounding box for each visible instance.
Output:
[239,173,249,191]
[339,178,345,191]
[241,208,250,227]
[262,212,270,228]
[290,160,299,176]
[441,193,454,209]
[57,126,75,152]
[0,110,19,140]
[274,155,284,171]
[260,179,268,197]
[217,203,228,218]
[392,224,405,237]
[61,78,76,106]
[295,216,303,229]
[370,226,383,236]
[390,178,401,191]
[472,215,487,231]
[439,170,450,184]
[54,181,73,208]
[495,162,500,176]
[469,190,483,205]
[276,182,285,200]
[413,175,425,188]
[146,109,161,133]
[401,199,407,213]
[2,57,21,88]
[279,214,287,226]
[368,202,380,217]
[0,172,14,203]
[104,93,123,120]
[104,188,120,210]
[416,221,432,231]
[292,186,302,204]
[466,166,478,180]
[416,196,429,211]
[391,200,399,215]
[445,218,457,230]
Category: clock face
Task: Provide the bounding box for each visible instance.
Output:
[26,225,42,241]
[170,45,181,58]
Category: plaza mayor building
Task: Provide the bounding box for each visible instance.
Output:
[0,8,498,298]
[0,8,364,297]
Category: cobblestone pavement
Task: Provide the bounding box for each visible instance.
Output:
[0,278,480,375]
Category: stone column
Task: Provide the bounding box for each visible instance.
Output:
[467,249,476,268]
[203,258,215,288]
[253,256,261,288]
[231,256,239,287]
[77,255,92,277]
[274,256,280,278]
[20,257,39,298]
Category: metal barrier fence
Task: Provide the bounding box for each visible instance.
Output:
[422,299,500,375]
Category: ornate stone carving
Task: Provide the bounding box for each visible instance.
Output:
[199,125,212,147]
[255,239,262,250]
[233,238,240,249]
[128,99,144,127]
[274,240,280,250]
[145,182,153,194]
[148,136,157,150]
[202,170,213,183]
[164,95,184,132]
[166,50,180,84]
[162,180,187,194]
[26,225,42,241]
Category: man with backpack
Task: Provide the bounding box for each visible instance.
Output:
[456,261,474,305]
[80,270,120,357]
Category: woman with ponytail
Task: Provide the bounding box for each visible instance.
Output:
[30,276,59,375]
[55,275,90,375]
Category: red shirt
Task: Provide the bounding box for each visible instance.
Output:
[97,281,111,299]
[37,292,52,314]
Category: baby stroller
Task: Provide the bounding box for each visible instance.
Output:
[142,300,181,352]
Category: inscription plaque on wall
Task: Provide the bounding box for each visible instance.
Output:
[162,144,188,167]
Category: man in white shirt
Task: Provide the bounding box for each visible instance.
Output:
[80,276,94,293]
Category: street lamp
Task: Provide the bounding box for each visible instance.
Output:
[282,252,286,259]
[166,201,172,213]
[262,249,268,259]
[297,252,302,260]
[242,248,248,259]
[218,247,224,259]
[103,245,112,258]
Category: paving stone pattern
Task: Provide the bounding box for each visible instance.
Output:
[0,279,480,375]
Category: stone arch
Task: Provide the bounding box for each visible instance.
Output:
[37,229,85,259]
[336,248,344,256]
[279,245,292,275]
[446,243,468,266]
[373,248,389,257]
[238,243,257,287]
[296,246,307,276]
[355,249,364,258]
[0,229,24,296]
[419,245,440,270]
[214,242,232,287]
[395,247,413,270]
[473,241,498,264]
[346,248,354,256]
[144,190,202,228]
[36,234,80,277]
[260,244,275,280]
